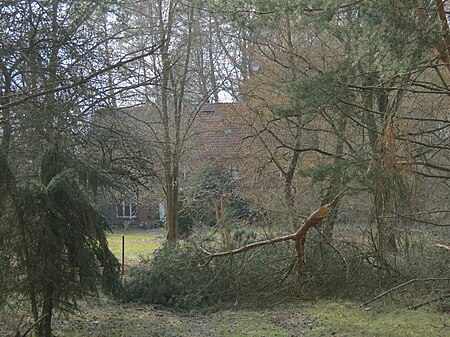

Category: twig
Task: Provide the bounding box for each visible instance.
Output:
[314,227,349,281]
[361,278,450,307]
[20,314,49,337]
[12,315,24,337]
[411,293,450,310]
[192,254,233,305]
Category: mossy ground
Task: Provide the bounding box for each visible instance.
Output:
[51,299,315,337]
[46,300,449,337]
[2,291,448,336]
[306,301,450,337]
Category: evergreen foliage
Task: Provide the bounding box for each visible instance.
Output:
[187,166,254,227]
[178,192,195,238]
[0,146,121,317]
[125,240,294,307]
[125,234,450,308]
[0,1,129,333]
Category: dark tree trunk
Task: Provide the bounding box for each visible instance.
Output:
[41,284,54,337]
[166,178,179,241]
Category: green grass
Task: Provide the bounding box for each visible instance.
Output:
[307,301,450,337]
[51,301,312,337]
[107,233,162,262]
[6,299,447,337]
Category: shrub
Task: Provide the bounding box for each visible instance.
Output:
[299,232,450,304]
[187,166,255,227]
[124,230,450,309]
[124,239,294,308]
[178,193,195,238]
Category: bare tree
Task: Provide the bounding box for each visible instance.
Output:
[119,0,215,240]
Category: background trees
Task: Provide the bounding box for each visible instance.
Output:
[114,0,227,240]
[213,0,449,258]
[0,0,448,331]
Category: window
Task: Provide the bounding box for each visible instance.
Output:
[229,165,240,179]
[182,166,189,180]
[116,202,137,219]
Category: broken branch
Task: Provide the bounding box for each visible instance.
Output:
[200,204,331,265]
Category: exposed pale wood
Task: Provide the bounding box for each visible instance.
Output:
[435,243,450,252]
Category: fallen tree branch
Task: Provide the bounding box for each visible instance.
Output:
[411,293,450,310]
[360,278,450,307]
[200,203,331,266]
[20,314,49,337]
[199,232,298,258]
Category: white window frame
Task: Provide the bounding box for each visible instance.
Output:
[116,201,137,219]
[229,165,240,179]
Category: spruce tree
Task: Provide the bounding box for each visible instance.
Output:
[0,1,130,336]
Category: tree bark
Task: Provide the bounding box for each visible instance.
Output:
[159,1,194,241]
[434,0,450,73]
[0,64,12,152]
[363,74,399,258]
[166,181,179,241]
[41,283,54,337]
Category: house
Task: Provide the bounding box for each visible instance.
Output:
[185,102,254,180]
[93,102,254,228]
[95,101,323,229]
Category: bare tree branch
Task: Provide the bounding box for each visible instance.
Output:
[0,41,165,111]
[361,278,450,307]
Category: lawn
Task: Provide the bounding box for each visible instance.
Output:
[107,231,163,264]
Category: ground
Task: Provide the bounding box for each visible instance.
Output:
[49,299,449,337]
[2,230,448,336]
[2,299,449,336]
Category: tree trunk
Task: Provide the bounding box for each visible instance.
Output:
[320,185,341,241]
[0,65,12,152]
[41,283,54,337]
[434,0,450,74]
[320,112,347,240]
[166,179,179,241]
[373,170,398,256]
[284,16,303,230]
[158,1,193,241]
[208,16,219,103]
[366,93,400,257]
